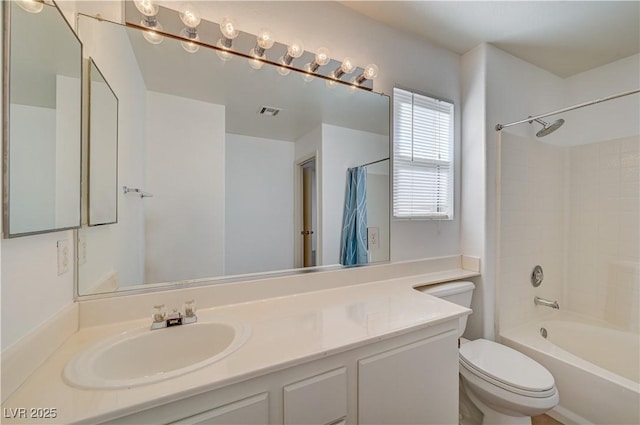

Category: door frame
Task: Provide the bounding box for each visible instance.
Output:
[293,151,322,268]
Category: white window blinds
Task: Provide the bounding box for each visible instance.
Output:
[393,88,454,219]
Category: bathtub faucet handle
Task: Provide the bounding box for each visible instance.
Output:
[534,296,559,309]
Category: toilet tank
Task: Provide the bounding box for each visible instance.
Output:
[419,281,475,337]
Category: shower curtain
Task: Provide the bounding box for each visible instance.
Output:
[340,166,368,266]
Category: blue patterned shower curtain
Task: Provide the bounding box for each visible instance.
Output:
[340,166,368,266]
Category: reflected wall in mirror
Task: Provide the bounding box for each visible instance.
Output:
[88,58,118,226]
[77,14,389,296]
[2,1,82,237]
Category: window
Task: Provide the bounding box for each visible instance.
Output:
[393,88,454,219]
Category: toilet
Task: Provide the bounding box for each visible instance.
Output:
[420,281,559,425]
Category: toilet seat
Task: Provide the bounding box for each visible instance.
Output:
[459,339,556,398]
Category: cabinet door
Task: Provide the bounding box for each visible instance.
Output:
[284,367,347,425]
[358,331,458,425]
[169,393,269,425]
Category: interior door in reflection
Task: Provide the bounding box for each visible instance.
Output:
[301,159,317,267]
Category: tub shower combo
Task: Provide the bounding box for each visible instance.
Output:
[496,89,640,424]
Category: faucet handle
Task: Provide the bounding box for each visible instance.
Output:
[152,304,166,323]
[183,300,196,318]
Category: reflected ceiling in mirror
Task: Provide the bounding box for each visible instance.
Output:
[77,14,389,297]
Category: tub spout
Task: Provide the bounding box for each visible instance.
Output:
[534,296,559,309]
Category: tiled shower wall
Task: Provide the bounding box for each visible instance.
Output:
[499,133,640,332]
[498,132,566,329]
[567,136,639,331]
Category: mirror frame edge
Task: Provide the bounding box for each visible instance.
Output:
[87,57,119,227]
[2,0,85,239]
[2,0,11,238]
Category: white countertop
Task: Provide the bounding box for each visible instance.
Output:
[2,270,474,424]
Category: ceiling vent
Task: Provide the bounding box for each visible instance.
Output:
[257,105,281,117]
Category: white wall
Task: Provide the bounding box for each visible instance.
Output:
[145,91,225,283]
[460,44,487,340]
[461,44,566,340]
[55,75,82,228]
[563,54,640,146]
[366,171,390,263]
[8,105,56,233]
[1,3,80,351]
[225,133,295,275]
[77,13,147,292]
[321,124,389,265]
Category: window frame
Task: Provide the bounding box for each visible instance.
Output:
[392,87,455,221]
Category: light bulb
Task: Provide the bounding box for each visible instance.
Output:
[134,0,158,17]
[220,16,239,40]
[326,72,338,88]
[287,39,305,59]
[277,59,291,76]
[256,28,275,50]
[354,63,379,85]
[16,0,44,13]
[141,20,163,45]
[216,40,233,61]
[180,28,199,53]
[248,48,265,70]
[278,39,304,76]
[363,63,379,80]
[179,3,201,28]
[315,47,330,66]
[340,57,356,75]
[302,63,314,82]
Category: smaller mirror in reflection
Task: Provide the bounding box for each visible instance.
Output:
[88,58,118,225]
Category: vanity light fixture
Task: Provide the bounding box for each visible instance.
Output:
[353,63,379,85]
[326,57,356,87]
[277,39,305,76]
[216,16,239,61]
[124,4,380,88]
[179,3,201,53]
[248,28,275,70]
[134,0,164,45]
[302,47,331,82]
[16,0,44,13]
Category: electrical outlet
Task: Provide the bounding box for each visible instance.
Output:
[367,227,380,250]
[57,239,70,276]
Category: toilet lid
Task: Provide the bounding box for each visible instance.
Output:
[459,339,555,393]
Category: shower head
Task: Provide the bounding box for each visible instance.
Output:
[530,117,565,137]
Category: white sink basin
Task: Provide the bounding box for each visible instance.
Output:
[64,318,250,389]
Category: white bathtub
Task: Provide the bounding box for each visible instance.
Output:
[501,311,640,425]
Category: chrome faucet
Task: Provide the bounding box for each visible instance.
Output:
[151,300,198,330]
[534,296,559,309]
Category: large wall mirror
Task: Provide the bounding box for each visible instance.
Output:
[2,1,82,237]
[77,13,390,296]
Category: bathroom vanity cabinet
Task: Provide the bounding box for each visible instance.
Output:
[102,321,459,425]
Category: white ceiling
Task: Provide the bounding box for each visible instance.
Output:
[341,1,640,78]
